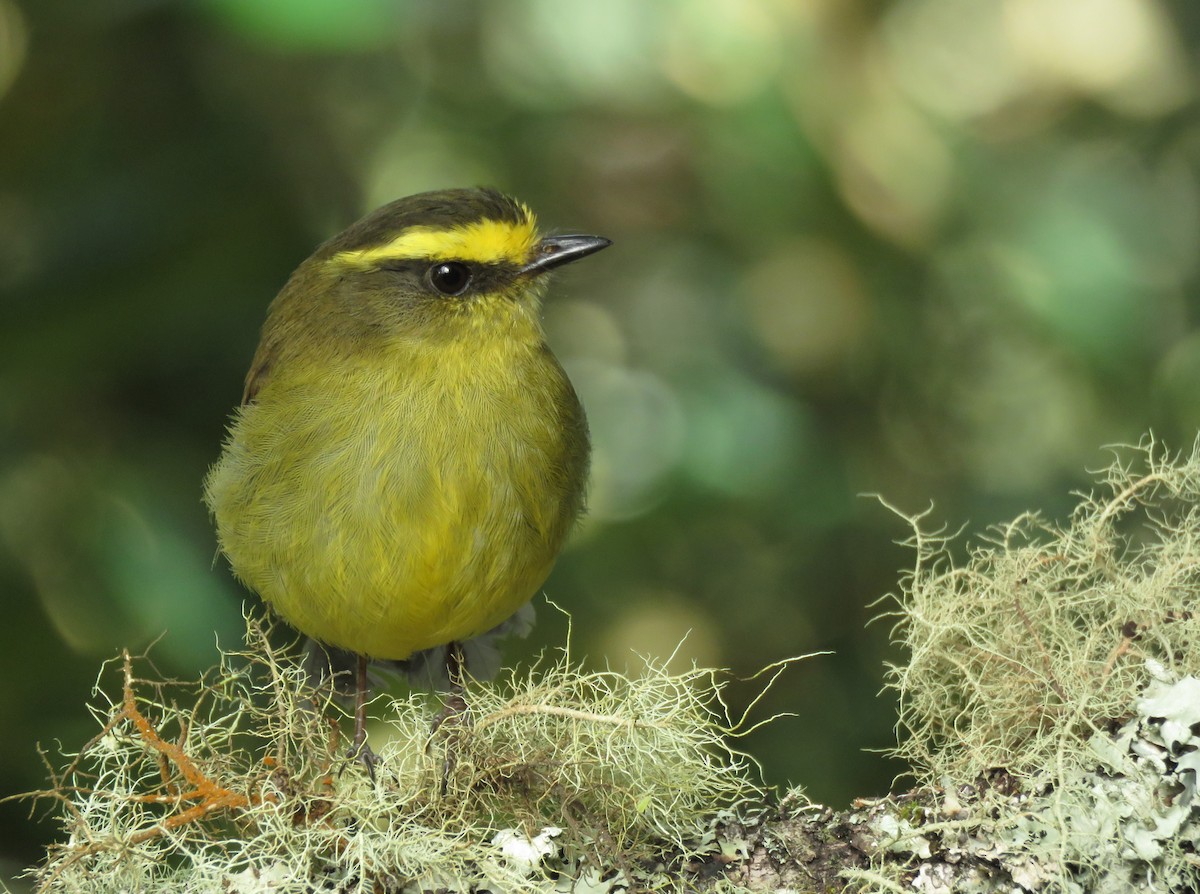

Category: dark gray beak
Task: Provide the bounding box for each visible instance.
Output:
[520,234,612,275]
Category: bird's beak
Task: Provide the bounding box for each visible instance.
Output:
[520,234,612,276]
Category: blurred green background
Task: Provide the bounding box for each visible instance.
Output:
[4,0,1200,882]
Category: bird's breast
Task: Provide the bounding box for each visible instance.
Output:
[206,333,588,659]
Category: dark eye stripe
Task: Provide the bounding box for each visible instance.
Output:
[370,258,524,298]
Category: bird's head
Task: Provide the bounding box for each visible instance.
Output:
[285,188,610,344]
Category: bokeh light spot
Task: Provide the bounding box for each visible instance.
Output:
[482,0,663,108]
[0,0,26,102]
[362,130,494,213]
[1004,0,1190,115]
[740,239,871,379]
[1013,207,1140,357]
[599,591,722,674]
[567,360,686,521]
[0,456,237,665]
[833,97,953,245]
[201,0,406,52]
[881,0,1027,121]
[683,374,810,499]
[660,0,782,106]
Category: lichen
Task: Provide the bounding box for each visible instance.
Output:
[16,615,772,894]
[865,437,1200,892]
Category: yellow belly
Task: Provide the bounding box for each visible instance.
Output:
[204,341,587,660]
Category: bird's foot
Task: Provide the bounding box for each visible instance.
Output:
[346,738,380,782]
[429,690,471,739]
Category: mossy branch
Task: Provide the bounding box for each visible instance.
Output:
[12,610,783,894]
[11,437,1200,893]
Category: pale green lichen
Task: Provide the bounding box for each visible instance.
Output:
[17,615,768,894]
[849,666,1200,893]
[883,437,1200,785]
[863,437,1200,893]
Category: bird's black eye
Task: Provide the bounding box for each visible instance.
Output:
[427,261,472,296]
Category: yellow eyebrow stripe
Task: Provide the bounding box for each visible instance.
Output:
[331,215,539,268]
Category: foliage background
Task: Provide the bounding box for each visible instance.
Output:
[3,0,1200,883]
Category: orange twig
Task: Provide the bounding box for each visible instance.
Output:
[118,652,266,821]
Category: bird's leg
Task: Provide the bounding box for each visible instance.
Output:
[446,640,467,708]
[430,641,470,734]
[349,653,379,780]
[352,653,370,750]
[429,641,471,795]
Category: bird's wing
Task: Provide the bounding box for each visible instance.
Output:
[241,343,274,405]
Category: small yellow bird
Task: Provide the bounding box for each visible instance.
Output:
[204,188,608,761]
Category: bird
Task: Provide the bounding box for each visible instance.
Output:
[204,187,609,767]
